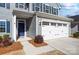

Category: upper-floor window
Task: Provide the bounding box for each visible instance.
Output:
[0,3,10,9]
[15,3,29,10]
[45,5,50,13]
[32,3,59,15]
[19,3,25,8]
[32,3,42,12]
[53,8,58,15]
[6,3,10,9]
[0,3,5,7]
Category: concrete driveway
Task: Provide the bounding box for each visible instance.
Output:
[46,37,79,55]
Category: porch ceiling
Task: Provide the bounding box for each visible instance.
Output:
[13,10,34,18]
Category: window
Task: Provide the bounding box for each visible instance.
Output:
[63,24,67,26]
[0,3,10,9]
[15,3,27,9]
[15,3,18,8]
[51,23,56,26]
[53,8,58,15]
[42,21,49,25]
[45,5,50,13]
[25,3,29,9]
[32,3,35,11]
[49,6,51,14]
[0,21,5,32]
[6,3,10,9]
[32,3,41,12]
[52,7,54,14]
[0,3,5,7]
[39,22,41,26]
[58,23,62,26]
[0,20,10,33]
[43,4,45,12]
[40,3,42,12]
[53,8,57,15]
[19,3,24,8]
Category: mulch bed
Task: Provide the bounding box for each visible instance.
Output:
[28,40,48,47]
[0,42,23,55]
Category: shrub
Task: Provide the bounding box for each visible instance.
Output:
[0,36,3,42]
[0,36,4,47]
[2,39,13,47]
[34,35,44,44]
[3,34,9,40]
[73,32,79,38]
[0,34,13,47]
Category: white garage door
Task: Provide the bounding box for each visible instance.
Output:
[42,21,69,40]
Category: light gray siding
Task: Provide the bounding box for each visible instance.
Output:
[27,15,36,38]
[0,7,12,37]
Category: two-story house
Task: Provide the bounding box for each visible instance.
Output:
[0,3,73,41]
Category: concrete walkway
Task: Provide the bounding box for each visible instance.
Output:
[18,37,55,55]
[46,37,79,55]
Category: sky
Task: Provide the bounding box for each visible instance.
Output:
[59,3,79,16]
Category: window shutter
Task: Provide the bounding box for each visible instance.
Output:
[6,21,10,33]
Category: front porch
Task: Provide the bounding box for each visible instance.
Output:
[12,10,36,41]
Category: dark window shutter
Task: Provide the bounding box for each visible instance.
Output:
[6,21,10,33]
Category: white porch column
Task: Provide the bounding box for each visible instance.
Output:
[36,15,38,35]
[12,15,17,41]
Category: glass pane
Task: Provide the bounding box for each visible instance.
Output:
[52,7,54,14]
[19,3,24,8]
[0,3,5,7]
[42,22,49,25]
[40,3,42,12]
[58,23,62,26]
[45,5,48,13]
[35,7,39,11]
[25,3,29,9]
[6,3,10,9]
[63,24,67,26]
[0,21,5,32]
[1,21,5,25]
[51,23,56,26]
[16,3,18,8]
[32,3,34,11]
[43,4,45,12]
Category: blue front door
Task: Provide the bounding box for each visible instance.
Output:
[18,21,25,37]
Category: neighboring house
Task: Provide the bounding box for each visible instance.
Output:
[69,15,79,34]
[0,3,73,41]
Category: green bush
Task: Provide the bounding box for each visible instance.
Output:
[0,34,13,47]
[3,34,9,40]
[0,36,3,42]
[73,32,79,38]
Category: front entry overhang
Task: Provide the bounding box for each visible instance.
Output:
[13,10,34,18]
